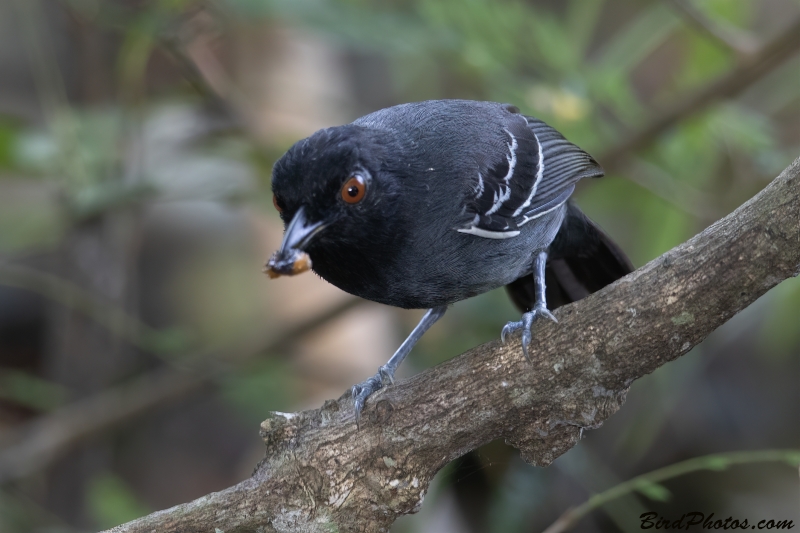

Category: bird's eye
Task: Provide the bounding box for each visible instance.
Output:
[341,175,366,204]
[272,194,284,213]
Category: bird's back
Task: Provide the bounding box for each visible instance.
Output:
[346,101,591,308]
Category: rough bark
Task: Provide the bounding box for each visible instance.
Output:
[102,156,800,533]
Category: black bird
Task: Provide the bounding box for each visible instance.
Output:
[267,100,632,417]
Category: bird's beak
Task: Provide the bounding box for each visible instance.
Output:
[264,207,326,279]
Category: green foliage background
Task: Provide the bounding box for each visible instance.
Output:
[0,0,798,531]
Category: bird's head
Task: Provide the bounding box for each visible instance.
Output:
[265,125,404,281]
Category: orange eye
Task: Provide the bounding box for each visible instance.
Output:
[272,194,283,213]
[341,175,366,204]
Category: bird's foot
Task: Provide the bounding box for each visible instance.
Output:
[501,304,557,360]
[351,365,395,423]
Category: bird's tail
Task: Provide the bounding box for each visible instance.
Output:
[506,201,633,312]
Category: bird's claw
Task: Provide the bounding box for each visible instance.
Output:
[351,365,395,422]
[501,305,557,360]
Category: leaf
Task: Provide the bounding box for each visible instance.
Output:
[709,104,776,155]
[705,456,732,471]
[635,480,672,501]
[782,451,800,466]
[694,0,754,27]
[0,370,69,411]
[675,31,734,91]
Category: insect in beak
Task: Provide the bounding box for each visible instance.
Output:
[264,206,326,278]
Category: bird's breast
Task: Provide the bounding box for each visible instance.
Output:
[310,205,566,309]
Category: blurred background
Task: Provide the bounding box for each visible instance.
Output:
[0,0,798,531]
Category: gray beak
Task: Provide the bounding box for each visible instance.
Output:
[264,207,326,278]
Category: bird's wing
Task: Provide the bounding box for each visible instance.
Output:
[458,115,603,239]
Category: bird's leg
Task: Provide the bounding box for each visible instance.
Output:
[352,306,447,420]
[501,250,557,360]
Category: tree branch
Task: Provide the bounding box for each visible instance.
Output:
[665,0,760,58]
[100,156,800,533]
[600,17,800,174]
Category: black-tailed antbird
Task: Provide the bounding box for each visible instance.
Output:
[266,100,633,419]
